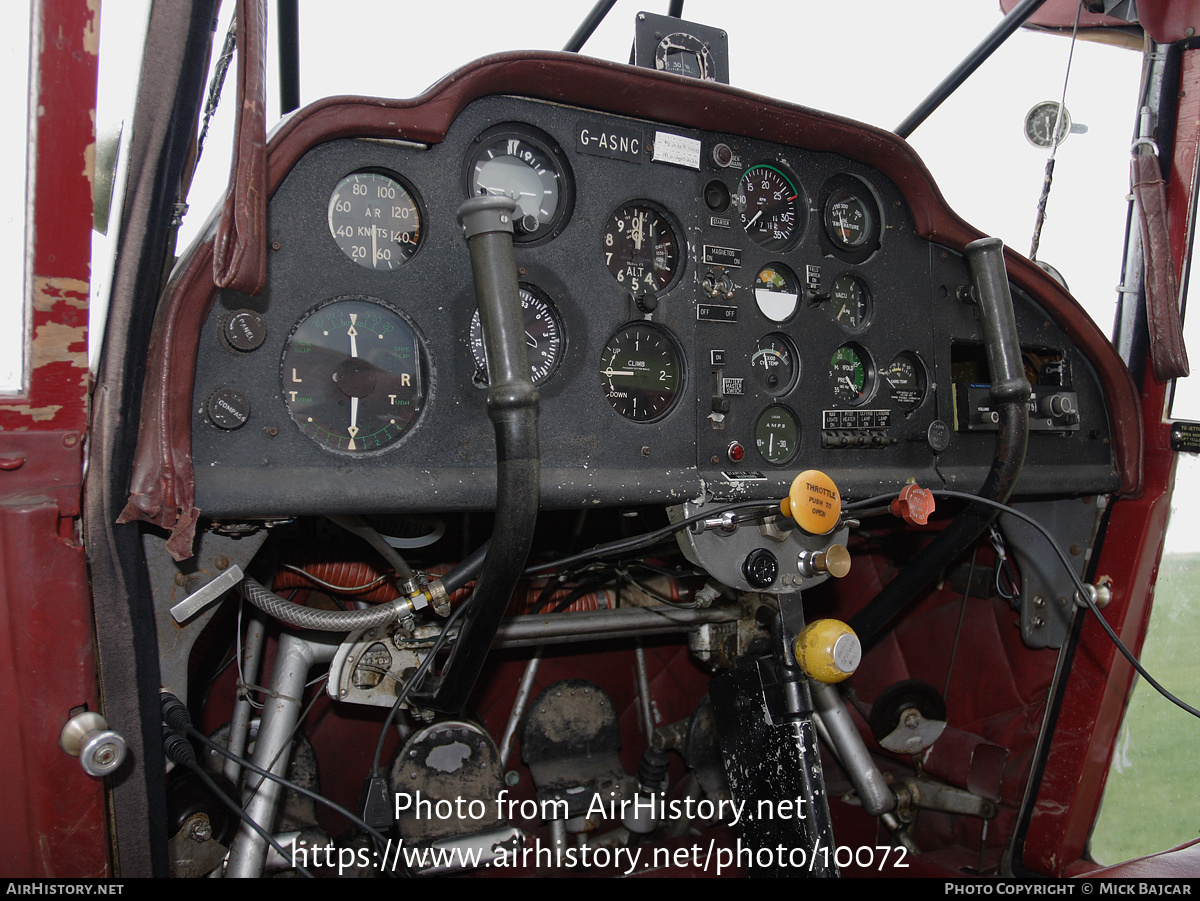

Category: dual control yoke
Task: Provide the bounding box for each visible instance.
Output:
[707,237,1026,875]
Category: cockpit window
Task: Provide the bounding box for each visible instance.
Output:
[163,4,1138,344]
[0,0,34,395]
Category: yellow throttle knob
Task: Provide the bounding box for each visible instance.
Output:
[794,619,861,683]
[779,470,842,535]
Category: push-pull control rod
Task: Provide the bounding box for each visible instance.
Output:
[850,237,1030,646]
[414,196,540,713]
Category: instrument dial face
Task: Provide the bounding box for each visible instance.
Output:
[282,297,426,454]
[885,351,928,411]
[750,333,799,396]
[600,322,683,422]
[603,203,683,295]
[830,343,874,405]
[470,284,565,386]
[830,274,873,332]
[825,192,873,250]
[754,264,800,323]
[465,125,573,243]
[327,171,422,270]
[821,175,882,258]
[755,405,800,465]
[738,164,802,251]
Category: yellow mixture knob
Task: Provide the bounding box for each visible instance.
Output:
[779,470,842,535]
[794,619,861,683]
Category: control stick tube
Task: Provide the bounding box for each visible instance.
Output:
[415,196,540,712]
[849,238,1029,646]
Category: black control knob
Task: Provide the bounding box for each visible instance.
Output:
[220,309,268,352]
[742,548,779,590]
[635,294,659,314]
[206,387,250,430]
[1039,392,1076,419]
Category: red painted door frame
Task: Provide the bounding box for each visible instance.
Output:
[0,0,108,877]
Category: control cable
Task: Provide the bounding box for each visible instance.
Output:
[858,488,1200,721]
[930,489,1200,721]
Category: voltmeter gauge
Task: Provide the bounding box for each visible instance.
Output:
[327,171,422,270]
[755,405,800,465]
[470,284,564,386]
[282,297,427,454]
[830,343,874,406]
[465,124,574,244]
[750,333,799,396]
[754,264,801,323]
[885,351,928,411]
[829,274,873,333]
[600,322,683,422]
[602,203,683,295]
[738,164,803,251]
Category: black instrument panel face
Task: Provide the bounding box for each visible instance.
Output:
[190,95,1119,518]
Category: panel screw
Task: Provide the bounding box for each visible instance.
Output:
[214,556,230,571]
[641,446,651,456]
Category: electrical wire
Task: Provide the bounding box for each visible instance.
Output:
[181,754,315,879]
[929,489,1200,721]
[370,595,475,775]
[523,499,778,576]
[186,726,393,852]
[278,562,393,594]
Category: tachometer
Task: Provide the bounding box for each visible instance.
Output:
[327,171,422,270]
[738,164,802,251]
[602,203,683,295]
[470,284,565,386]
[600,322,683,422]
[282,297,426,454]
[464,124,574,244]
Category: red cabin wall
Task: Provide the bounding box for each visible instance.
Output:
[0,0,108,877]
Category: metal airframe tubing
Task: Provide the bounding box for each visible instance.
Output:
[223,611,266,784]
[224,631,338,878]
[894,0,1049,139]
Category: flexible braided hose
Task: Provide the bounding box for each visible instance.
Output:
[240,576,403,631]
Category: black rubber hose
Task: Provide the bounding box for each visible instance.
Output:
[413,196,540,713]
[849,238,1030,647]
